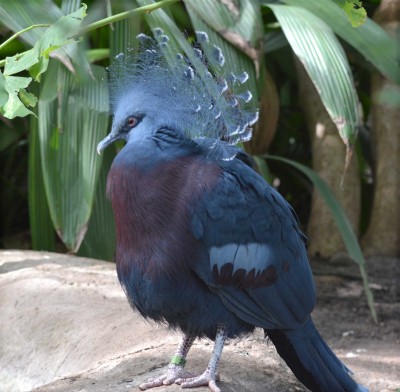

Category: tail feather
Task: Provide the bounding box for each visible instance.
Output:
[266,318,368,392]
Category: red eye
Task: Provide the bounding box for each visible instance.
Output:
[127,117,137,127]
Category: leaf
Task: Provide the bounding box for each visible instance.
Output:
[3,48,39,76]
[0,5,89,118]
[78,146,116,261]
[264,31,289,54]
[267,4,361,148]
[333,0,367,27]
[28,5,87,81]
[85,48,110,64]
[278,0,400,84]
[38,60,109,252]
[19,88,37,108]
[1,75,34,118]
[0,71,8,106]
[109,2,143,59]
[28,112,55,251]
[0,1,62,47]
[263,154,377,322]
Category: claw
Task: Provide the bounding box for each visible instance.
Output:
[176,370,221,392]
[139,365,195,390]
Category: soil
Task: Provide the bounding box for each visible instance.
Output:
[0,250,399,392]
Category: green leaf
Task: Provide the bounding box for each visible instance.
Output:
[268,4,361,147]
[0,1,62,47]
[28,5,87,81]
[0,5,89,118]
[333,0,367,27]
[86,48,110,63]
[263,154,377,322]
[0,71,8,106]
[109,1,143,60]
[278,0,400,84]
[28,112,55,251]
[19,88,38,108]
[3,75,31,92]
[3,48,39,76]
[1,75,34,118]
[38,60,109,252]
[78,146,116,261]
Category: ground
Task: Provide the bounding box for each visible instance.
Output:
[0,250,399,392]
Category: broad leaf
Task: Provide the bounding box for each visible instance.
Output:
[0,72,7,106]
[4,48,39,76]
[28,113,55,251]
[1,75,34,118]
[78,3,144,261]
[0,1,61,47]
[78,146,116,261]
[268,4,361,148]
[280,0,400,84]
[38,61,109,252]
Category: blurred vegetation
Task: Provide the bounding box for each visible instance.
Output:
[0,0,399,319]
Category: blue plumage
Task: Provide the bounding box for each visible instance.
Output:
[98,28,367,392]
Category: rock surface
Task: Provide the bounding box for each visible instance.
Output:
[1,250,399,392]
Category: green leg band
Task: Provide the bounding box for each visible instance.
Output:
[170,355,186,367]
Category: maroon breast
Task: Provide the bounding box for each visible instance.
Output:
[106,155,222,278]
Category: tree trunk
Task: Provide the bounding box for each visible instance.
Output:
[295,60,361,259]
[362,0,400,257]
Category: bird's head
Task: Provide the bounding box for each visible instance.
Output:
[97,28,259,156]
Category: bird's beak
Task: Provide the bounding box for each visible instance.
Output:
[97,132,120,154]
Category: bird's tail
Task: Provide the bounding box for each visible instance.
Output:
[265,318,368,392]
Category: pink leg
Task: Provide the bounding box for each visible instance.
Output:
[139,335,195,390]
[176,326,227,392]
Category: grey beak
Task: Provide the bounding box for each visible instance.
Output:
[97,132,120,154]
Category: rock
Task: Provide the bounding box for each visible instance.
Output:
[1,250,399,392]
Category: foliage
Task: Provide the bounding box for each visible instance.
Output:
[334,0,367,27]
[0,6,88,118]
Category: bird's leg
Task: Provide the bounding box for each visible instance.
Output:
[176,326,227,392]
[139,334,196,390]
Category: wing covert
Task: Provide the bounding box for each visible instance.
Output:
[190,152,316,329]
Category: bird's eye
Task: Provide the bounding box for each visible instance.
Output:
[127,117,137,128]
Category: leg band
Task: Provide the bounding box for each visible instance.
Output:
[170,355,187,367]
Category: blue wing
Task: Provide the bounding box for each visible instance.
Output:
[190,144,316,330]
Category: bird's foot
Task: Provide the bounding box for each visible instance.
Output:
[176,370,221,392]
[139,364,195,390]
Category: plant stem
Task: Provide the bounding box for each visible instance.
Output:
[0,0,180,68]
[76,0,181,37]
[0,24,50,52]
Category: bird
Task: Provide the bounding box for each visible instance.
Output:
[97,28,368,392]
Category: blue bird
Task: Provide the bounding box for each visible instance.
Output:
[97,28,367,392]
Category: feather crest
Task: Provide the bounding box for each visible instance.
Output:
[108,28,259,146]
